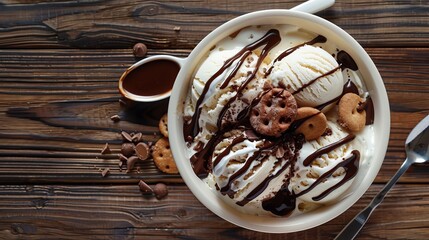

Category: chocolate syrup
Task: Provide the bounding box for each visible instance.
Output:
[292,65,341,95]
[303,134,356,166]
[219,141,277,198]
[216,31,281,129]
[311,150,360,201]
[296,150,360,200]
[237,160,292,206]
[183,28,370,214]
[122,60,180,97]
[262,187,296,216]
[184,29,281,141]
[315,80,359,111]
[213,135,246,168]
[364,97,374,125]
[337,50,358,71]
[265,35,327,77]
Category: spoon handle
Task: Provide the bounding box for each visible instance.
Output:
[291,0,335,14]
[334,158,413,240]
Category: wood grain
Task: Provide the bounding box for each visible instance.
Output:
[0,184,428,239]
[0,48,428,184]
[1,0,428,239]
[0,0,427,49]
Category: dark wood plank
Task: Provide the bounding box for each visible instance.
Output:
[0,184,428,239]
[0,0,427,49]
[0,48,428,184]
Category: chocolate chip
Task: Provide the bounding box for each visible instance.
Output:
[121,143,135,157]
[118,154,128,162]
[101,168,110,177]
[118,161,123,169]
[110,114,121,122]
[132,132,142,143]
[138,180,153,194]
[153,183,168,200]
[101,143,111,154]
[135,142,149,161]
[133,43,147,58]
[121,131,133,142]
[126,156,139,173]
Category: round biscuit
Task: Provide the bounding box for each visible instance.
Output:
[295,107,327,141]
[338,93,366,132]
[152,137,178,174]
[158,113,169,138]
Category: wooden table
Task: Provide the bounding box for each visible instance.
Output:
[0,0,428,239]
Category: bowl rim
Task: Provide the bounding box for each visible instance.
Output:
[168,9,390,233]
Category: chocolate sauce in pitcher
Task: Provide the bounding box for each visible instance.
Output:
[122,60,180,97]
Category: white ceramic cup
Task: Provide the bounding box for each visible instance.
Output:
[167,10,390,233]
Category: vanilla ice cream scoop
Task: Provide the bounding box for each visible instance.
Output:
[290,121,363,203]
[210,130,299,212]
[269,45,343,109]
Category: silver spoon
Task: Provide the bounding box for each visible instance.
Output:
[335,114,429,240]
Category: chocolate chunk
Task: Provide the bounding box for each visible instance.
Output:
[118,161,123,169]
[121,143,135,157]
[135,142,149,161]
[118,153,128,162]
[132,132,142,143]
[101,168,110,177]
[110,114,121,122]
[153,183,168,200]
[121,131,133,142]
[126,156,139,173]
[133,43,147,58]
[138,180,153,194]
[101,143,111,154]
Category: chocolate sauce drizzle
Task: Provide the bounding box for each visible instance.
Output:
[183,28,372,215]
[237,154,293,207]
[262,187,296,216]
[265,35,327,77]
[337,50,358,71]
[303,134,356,166]
[184,29,281,141]
[296,150,360,201]
[364,97,374,125]
[213,135,247,168]
[292,65,341,95]
[315,80,359,111]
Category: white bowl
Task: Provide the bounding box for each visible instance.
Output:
[168,10,390,233]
